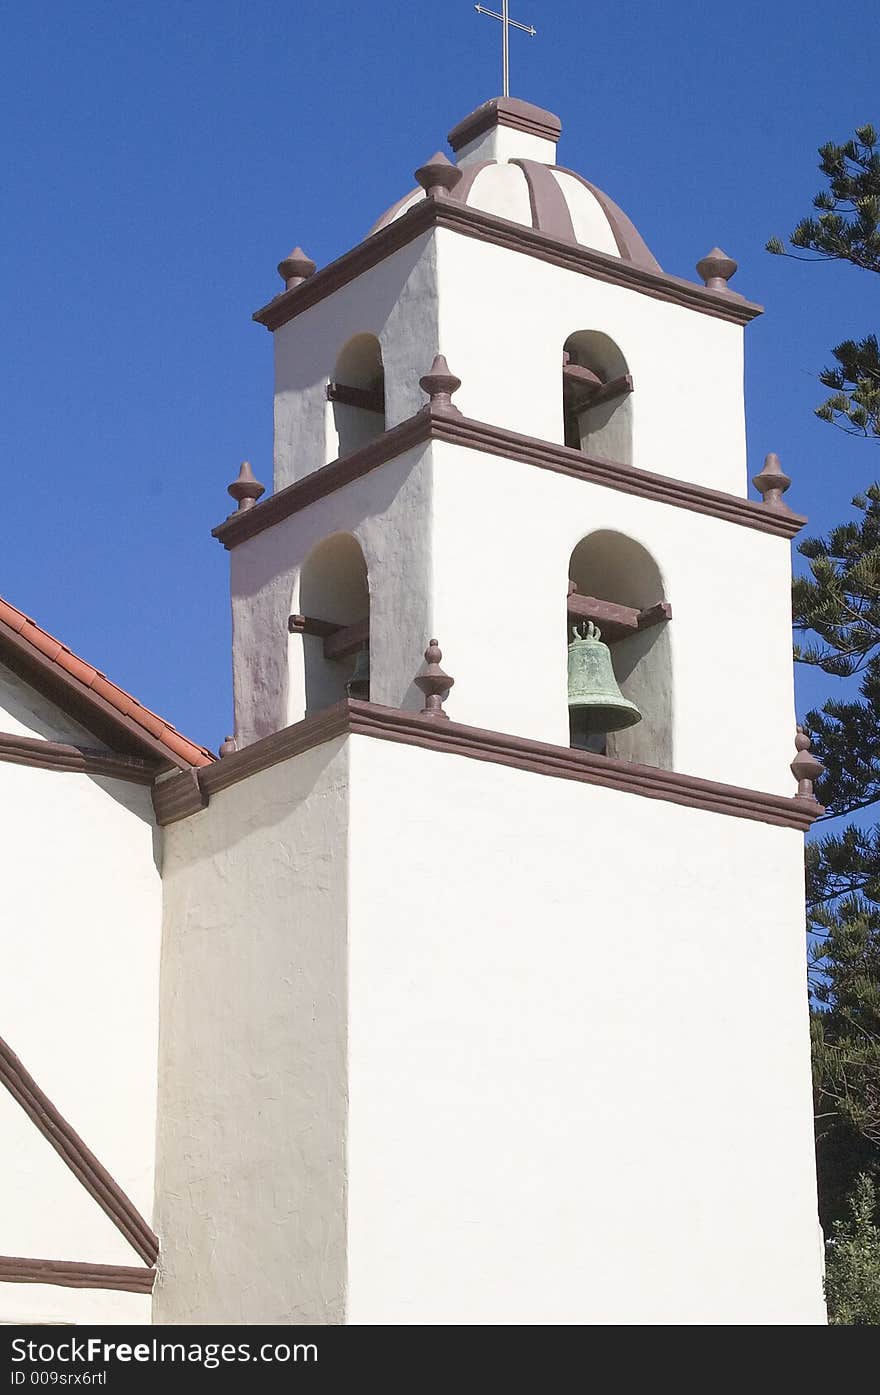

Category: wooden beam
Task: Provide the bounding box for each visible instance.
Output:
[562,363,634,413]
[567,592,671,644]
[288,613,340,639]
[288,614,370,660]
[323,617,370,661]
[326,381,385,414]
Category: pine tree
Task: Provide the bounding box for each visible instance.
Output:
[768,125,880,439]
[771,127,880,1231]
[824,1175,880,1325]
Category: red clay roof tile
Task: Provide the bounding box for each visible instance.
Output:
[0,594,214,769]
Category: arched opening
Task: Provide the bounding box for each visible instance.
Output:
[328,334,386,458]
[567,530,672,767]
[562,331,633,463]
[297,533,370,714]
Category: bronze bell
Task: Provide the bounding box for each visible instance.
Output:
[567,621,641,739]
[346,642,370,700]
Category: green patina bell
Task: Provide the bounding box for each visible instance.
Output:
[346,642,370,700]
[567,621,642,737]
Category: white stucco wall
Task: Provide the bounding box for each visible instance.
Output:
[434,227,748,495]
[231,435,795,796]
[429,439,796,792]
[0,666,161,1325]
[345,735,824,1325]
[230,443,435,747]
[271,235,440,490]
[153,740,350,1325]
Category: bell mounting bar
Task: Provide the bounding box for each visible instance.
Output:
[288,614,370,662]
[567,591,672,645]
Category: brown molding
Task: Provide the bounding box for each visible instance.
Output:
[150,767,208,825]
[213,408,805,551]
[0,1036,159,1267]
[212,411,431,547]
[511,158,576,243]
[153,699,820,833]
[448,97,562,151]
[0,729,157,784]
[153,703,351,825]
[0,1256,155,1294]
[253,197,763,334]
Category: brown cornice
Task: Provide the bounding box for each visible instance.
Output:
[0,1256,155,1294]
[212,408,805,551]
[448,97,562,151]
[0,1035,159,1267]
[0,729,157,784]
[212,411,432,547]
[153,699,820,833]
[253,197,762,334]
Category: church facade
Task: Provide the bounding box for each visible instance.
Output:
[1,97,827,1325]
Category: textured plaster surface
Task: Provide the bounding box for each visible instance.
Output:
[345,735,825,1325]
[434,226,747,494]
[429,439,796,791]
[271,236,439,490]
[153,741,349,1325]
[0,684,161,1324]
[230,444,433,746]
[454,125,558,166]
[0,662,111,747]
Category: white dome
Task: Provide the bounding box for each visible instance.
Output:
[368,98,661,273]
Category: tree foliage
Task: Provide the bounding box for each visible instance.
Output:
[768,125,880,439]
[824,1175,880,1325]
[774,128,880,1237]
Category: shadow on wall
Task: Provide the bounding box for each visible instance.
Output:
[329,334,386,458]
[568,530,672,768]
[299,533,370,714]
[562,331,633,464]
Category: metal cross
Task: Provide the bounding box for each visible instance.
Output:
[474,2,536,98]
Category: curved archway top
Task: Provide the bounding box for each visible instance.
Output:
[568,529,666,612]
[299,531,370,627]
[334,333,385,391]
[563,329,629,381]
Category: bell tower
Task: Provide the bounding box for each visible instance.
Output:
[152,97,827,1325]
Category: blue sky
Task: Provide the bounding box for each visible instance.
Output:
[1,0,877,751]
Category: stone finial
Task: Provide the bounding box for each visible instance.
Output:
[752,452,793,513]
[277,246,317,290]
[419,355,462,415]
[696,247,738,292]
[219,735,237,758]
[227,460,265,513]
[414,151,463,199]
[415,639,455,718]
[791,727,824,801]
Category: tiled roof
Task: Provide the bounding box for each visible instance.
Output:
[0,596,214,769]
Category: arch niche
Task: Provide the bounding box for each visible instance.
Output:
[562,330,633,463]
[567,530,672,768]
[296,532,371,716]
[328,333,386,458]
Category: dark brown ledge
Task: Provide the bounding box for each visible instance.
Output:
[0,1256,155,1294]
[0,730,157,784]
[212,408,805,551]
[326,381,385,415]
[568,594,672,644]
[253,197,763,334]
[0,1035,159,1267]
[153,699,820,833]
